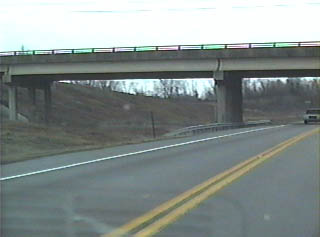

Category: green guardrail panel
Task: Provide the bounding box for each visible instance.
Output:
[73,48,93,53]
[135,46,157,51]
[203,44,225,49]
[275,42,297,47]
[16,51,34,55]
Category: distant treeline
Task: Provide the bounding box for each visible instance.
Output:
[71,78,320,109]
[242,78,320,111]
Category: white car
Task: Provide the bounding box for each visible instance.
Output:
[303,108,320,124]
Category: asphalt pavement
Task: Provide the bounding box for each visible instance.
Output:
[157,127,319,237]
[1,124,318,237]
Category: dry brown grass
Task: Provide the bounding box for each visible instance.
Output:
[1,121,99,163]
[1,82,304,164]
[1,83,215,163]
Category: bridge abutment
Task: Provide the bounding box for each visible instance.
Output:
[2,72,53,123]
[215,72,243,123]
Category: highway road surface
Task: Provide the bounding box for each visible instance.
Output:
[1,124,319,237]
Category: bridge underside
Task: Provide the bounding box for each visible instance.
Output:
[2,69,320,124]
[5,69,320,86]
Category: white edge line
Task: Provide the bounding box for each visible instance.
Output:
[0,125,286,181]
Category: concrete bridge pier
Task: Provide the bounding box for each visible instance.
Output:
[8,85,18,121]
[8,82,52,123]
[214,72,243,123]
[28,87,38,120]
[28,87,36,105]
[2,71,52,123]
[43,82,52,124]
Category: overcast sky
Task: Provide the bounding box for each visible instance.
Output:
[0,0,318,95]
[0,0,319,51]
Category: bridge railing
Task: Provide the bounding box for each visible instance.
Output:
[0,41,319,57]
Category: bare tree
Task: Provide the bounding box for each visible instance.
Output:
[203,80,216,101]
[98,80,109,90]
[156,79,174,98]
[190,80,199,99]
[107,81,122,91]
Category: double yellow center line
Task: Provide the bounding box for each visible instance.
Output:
[104,128,319,237]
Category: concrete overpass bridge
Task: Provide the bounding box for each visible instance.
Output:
[1,41,319,123]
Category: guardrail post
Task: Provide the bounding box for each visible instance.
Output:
[150,111,156,138]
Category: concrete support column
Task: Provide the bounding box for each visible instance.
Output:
[214,72,243,123]
[28,87,36,105]
[28,87,37,121]
[8,85,18,121]
[43,83,52,124]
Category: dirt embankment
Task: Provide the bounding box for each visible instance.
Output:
[1,83,215,163]
[1,82,305,164]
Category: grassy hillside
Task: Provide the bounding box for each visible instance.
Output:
[1,82,215,163]
[1,81,308,164]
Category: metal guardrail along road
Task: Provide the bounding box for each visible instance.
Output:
[165,120,272,137]
[0,41,319,57]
